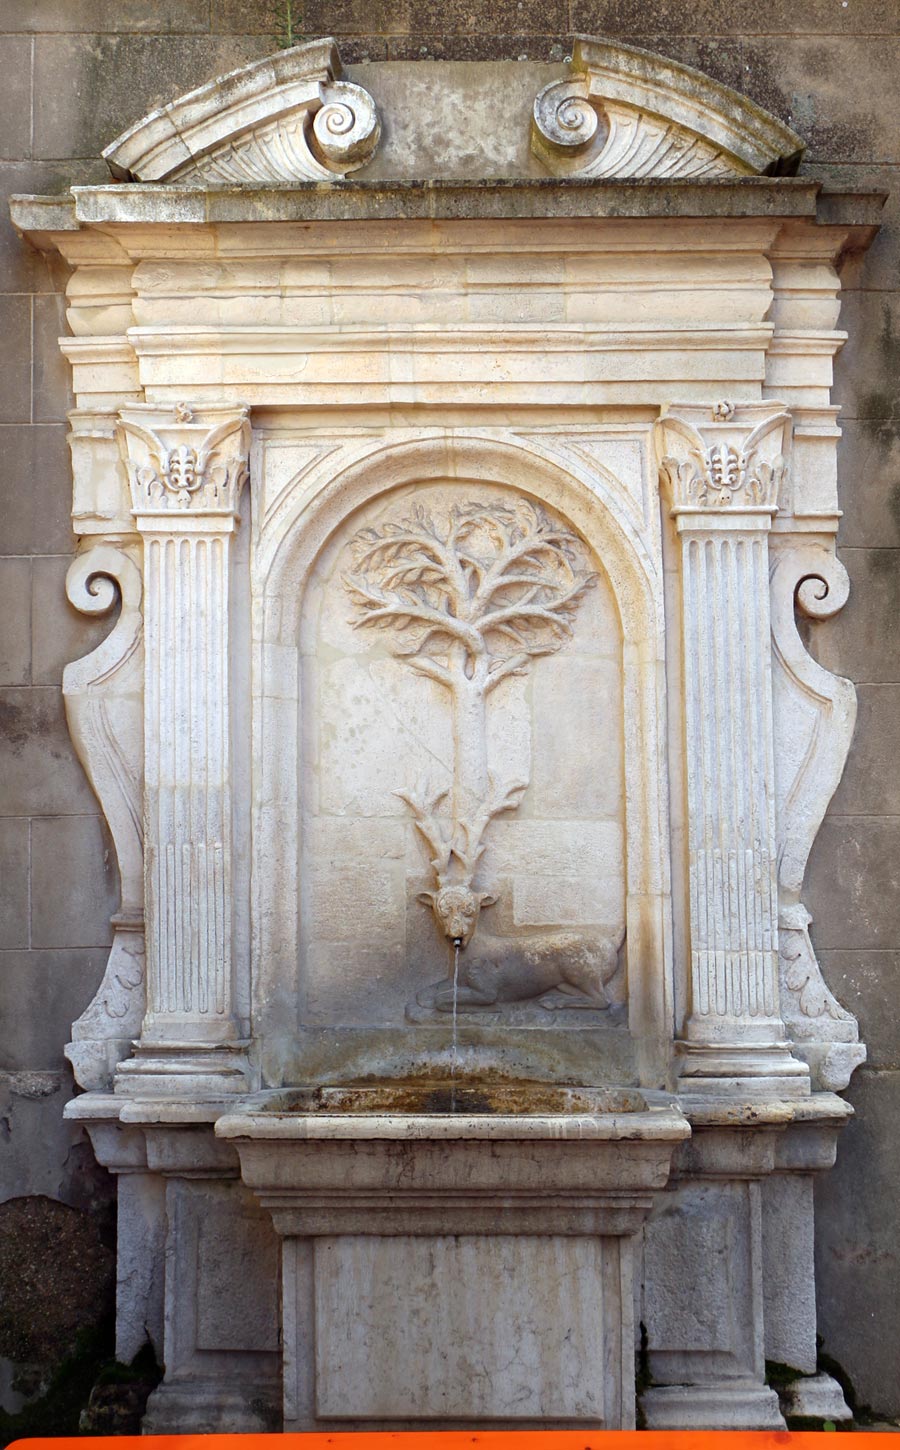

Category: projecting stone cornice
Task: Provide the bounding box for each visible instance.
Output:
[9,178,886,237]
[101,37,381,185]
[532,36,805,180]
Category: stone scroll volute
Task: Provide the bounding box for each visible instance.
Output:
[62,544,145,1090]
[770,543,866,1090]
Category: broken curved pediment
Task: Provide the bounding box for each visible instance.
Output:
[532,36,804,180]
[102,37,381,185]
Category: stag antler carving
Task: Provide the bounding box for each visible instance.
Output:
[344,499,595,948]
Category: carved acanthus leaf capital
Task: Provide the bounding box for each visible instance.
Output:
[656,405,791,517]
[118,403,251,518]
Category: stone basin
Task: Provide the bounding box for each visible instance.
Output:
[215,1083,690,1431]
[215,1080,688,1140]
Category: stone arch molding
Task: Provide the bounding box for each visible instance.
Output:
[103,38,381,185]
[254,431,672,1074]
[532,36,804,179]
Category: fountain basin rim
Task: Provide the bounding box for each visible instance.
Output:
[215,1106,691,1142]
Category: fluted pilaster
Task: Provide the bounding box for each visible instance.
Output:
[658,402,809,1095]
[116,402,251,1096]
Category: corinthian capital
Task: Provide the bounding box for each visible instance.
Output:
[118,403,251,517]
[655,401,791,517]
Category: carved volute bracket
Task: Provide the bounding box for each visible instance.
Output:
[770,543,865,1090]
[103,38,380,185]
[532,37,804,180]
[63,544,145,1090]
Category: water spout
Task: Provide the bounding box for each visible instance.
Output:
[450,939,461,1111]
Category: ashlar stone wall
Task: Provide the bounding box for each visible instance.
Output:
[0,0,898,1422]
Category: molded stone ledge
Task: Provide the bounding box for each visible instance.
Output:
[8,179,885,236]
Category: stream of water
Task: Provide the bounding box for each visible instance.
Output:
[450,940,461,1112]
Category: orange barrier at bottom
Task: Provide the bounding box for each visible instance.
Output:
[6,1430,876,1450]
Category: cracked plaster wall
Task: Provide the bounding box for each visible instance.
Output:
[0,0,898,1422]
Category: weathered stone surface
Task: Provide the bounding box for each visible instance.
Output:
[31,35,270,160]
[806,818,900,952]
[307,0,413,34]
[833,291,900,423]
[0,1074,75,1203]
[740,38,900,163]
[0,1195,113,1372]
[0,559,31,688]
[829,685,900,816]
[408,0,567,34]
[0,298,33,425]
[833,423,900,550]
[315,1234,607,1420]
[0,687,98,815]
[816,1068,900,1419]
[0,425,75,556]
[818,952,900,1071]
[357,60,561,179]
[386,34,567,62]
[30,815,117,949]
[0,0,209,32]
[0,39,34,162]
[32,295,73,424]
[0,818,29,949]
[570,0,900,35]
[0,163,80,296]
[805,162,900,295]
[3,19,896,1433]
[0,951,108,1070]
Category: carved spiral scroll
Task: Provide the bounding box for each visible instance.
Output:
[532,78,601,153]
[312,80,381,169]
[66,544,143,624]
[795,561,850,621]
[63,544,146,1092]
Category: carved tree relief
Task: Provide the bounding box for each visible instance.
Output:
[343,499,596,953]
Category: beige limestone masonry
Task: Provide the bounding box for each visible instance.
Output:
[0,2,892,1426]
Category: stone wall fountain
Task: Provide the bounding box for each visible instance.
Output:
[10,31,882,1433]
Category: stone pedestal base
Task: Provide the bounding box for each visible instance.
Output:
[218,1092,689,1430]
[143,1381,279,1434]
[641,1383,785,1429]
[779,1373,853,1423]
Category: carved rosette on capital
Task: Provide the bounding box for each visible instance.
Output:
[657,403,810,1095]
[115,403,252,1098]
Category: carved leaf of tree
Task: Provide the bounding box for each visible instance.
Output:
[343,500,595,686]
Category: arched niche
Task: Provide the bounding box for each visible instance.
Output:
[251,432,673,1088]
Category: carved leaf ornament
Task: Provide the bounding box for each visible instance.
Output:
[120,407,251,513]
[663,443,786,510]
[344,499,595,686]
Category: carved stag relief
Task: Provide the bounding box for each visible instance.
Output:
[343,496,622,1015]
